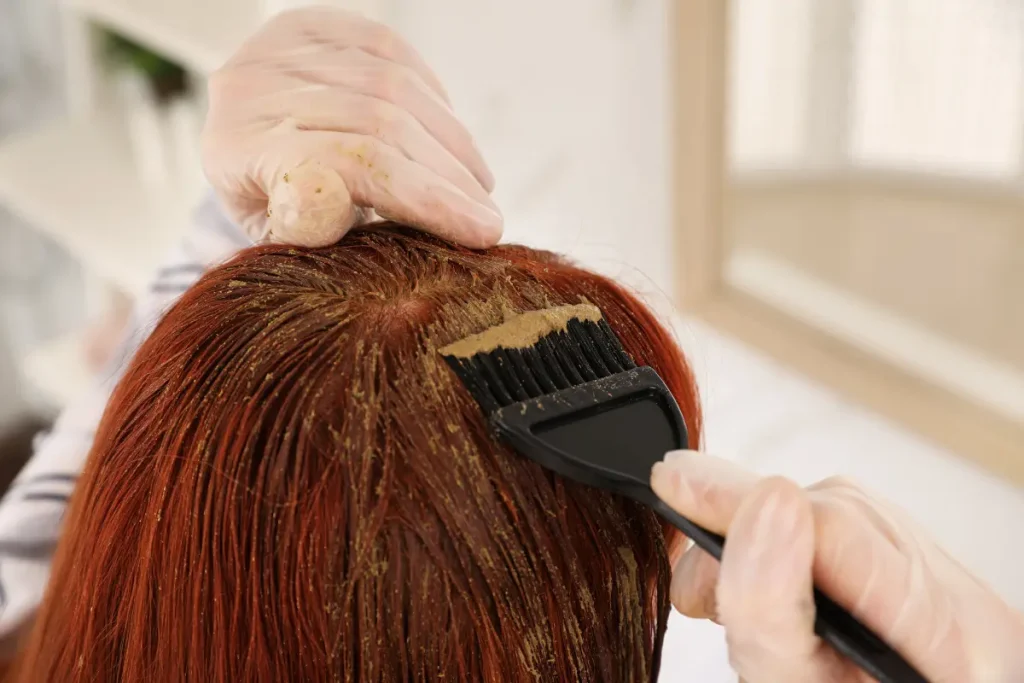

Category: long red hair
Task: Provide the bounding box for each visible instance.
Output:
[14,226,701,681]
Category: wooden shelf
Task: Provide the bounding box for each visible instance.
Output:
[67,0,262,75]
[0,114,193,296]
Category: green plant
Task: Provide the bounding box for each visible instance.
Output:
[103,31,189,102]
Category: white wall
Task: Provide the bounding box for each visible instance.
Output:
[389,0,677,299]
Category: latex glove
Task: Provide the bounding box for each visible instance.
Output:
[202,7,501,248]
[651,450,1024,683]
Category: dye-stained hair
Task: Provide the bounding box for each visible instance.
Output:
[15,225,702,682]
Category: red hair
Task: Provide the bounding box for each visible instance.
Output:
[15,226,701,681]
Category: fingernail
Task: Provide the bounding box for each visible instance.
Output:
[660,451,758,492]
[651,460,691,508]
[468,139,497,192]
[664,449,698,464]
[464,202,504,244]
[481,166,497,193]
[651,450,706,511]
[480,191,502,216]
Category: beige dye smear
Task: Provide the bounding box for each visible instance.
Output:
[439,303,603,358]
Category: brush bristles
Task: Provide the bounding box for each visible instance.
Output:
[442,317,637,413]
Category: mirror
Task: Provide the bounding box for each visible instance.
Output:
[672,0,1024,482]
[724,0,1024,437]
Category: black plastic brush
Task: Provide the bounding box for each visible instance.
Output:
[441,303,927,683]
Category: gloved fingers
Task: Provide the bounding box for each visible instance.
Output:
[651,450,759,535]
[806,491,962,681]
[204,7,505,249]
[234,7,452,106]
[258,130,502,248]
[669,544,721,622]
[263,159,362,246]
[808,476,909,554]
[650,455,916,675]
[259,87,495,209]
[342,140,502,247]
[650,455,912,630]
[279,47,495,191]
[717,477,850,682]
[655,454,1024,682]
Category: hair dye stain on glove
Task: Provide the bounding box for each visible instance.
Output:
[266,160,361,247]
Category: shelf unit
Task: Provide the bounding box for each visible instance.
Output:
[1,0,389,407]
[66,0,262,75]
[0,113,193,296]
[0,0,267,407]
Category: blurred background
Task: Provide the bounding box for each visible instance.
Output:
[0,0,1021,679]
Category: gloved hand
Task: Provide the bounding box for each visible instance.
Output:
[651,450,1024,683]
[202,7,501,248]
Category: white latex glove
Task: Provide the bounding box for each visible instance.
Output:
[202,7,501,248]
[651,450,1024,683]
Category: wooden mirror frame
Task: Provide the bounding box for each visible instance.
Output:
[671,0,1024,485]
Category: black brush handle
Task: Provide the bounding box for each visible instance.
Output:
[649,499,928,683]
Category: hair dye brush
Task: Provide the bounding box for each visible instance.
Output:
[441,304,927,683]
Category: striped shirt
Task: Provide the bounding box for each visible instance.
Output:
[0,194,253,636]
